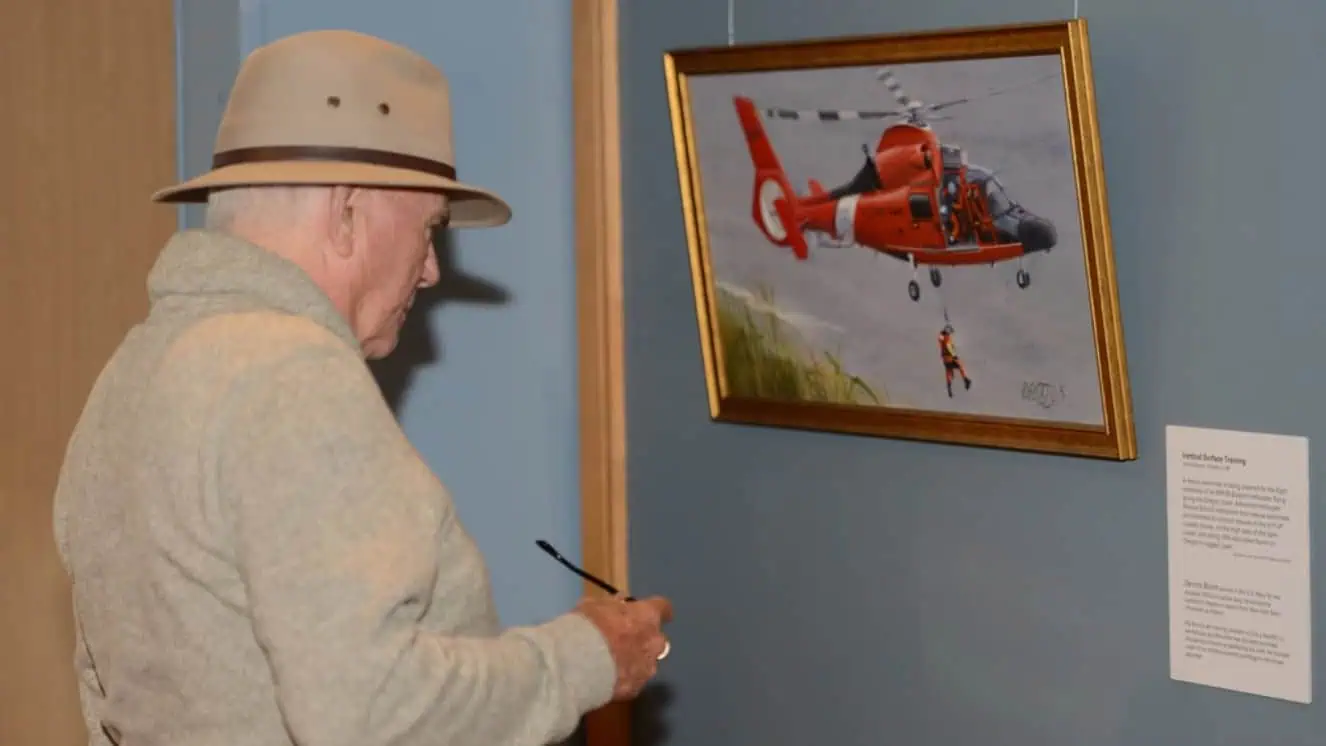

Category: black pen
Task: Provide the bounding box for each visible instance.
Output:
[535,539,636,601]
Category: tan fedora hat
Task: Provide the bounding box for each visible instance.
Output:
[152,29,511,229]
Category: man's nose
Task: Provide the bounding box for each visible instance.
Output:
[419,253,440,287]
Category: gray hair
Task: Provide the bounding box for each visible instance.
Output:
[203,185,331,231]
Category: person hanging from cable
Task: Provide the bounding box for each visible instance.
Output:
[938,323,972,397]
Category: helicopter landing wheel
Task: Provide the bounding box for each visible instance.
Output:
[1016,269,1031,289]
[929,268,942,288]
[908,280,921,302]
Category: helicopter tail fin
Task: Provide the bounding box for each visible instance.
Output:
[733,96,808,260]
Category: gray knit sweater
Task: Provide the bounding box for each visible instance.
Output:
[53,230,616,746]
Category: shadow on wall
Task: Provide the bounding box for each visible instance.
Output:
[560,684,673,746]
[370,228,510,412]
[632,682,675,746]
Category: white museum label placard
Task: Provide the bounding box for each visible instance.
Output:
[1166,425,1312,703]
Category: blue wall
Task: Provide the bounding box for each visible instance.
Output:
[622,0,1326,744]
[175,0,583,630]
[174,0,240,231]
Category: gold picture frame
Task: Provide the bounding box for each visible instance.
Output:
[664,18,1135,460]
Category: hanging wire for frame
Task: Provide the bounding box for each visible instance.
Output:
[727,0,735,45]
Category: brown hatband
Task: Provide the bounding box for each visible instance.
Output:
[212,145,457,180]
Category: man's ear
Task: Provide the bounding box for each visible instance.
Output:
[326,185,360,259]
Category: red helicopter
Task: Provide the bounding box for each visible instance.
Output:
[731,68,1058,302]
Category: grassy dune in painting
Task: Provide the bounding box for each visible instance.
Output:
[714,285,884,406]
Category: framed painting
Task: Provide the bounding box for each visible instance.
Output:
[663,18,1135,460]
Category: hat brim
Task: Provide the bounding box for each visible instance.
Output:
[150,161,512,229]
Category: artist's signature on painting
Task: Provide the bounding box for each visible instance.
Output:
[1021,381,1066,409]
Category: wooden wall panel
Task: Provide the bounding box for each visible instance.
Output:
[573,1,632,744]
[0,2,178,743]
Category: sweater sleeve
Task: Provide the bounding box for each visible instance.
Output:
[212,341,617,746]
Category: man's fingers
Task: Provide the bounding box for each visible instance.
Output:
[638,595,673,624]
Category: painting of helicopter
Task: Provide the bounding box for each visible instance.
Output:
[664,20,1134,459]
[732,67,1060,303]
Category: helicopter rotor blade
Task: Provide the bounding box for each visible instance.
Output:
[758,106,909,122]
[925,72,1060,112]
[876,67,925,113]
[746,68,1056,127]
[874,67,1058,122]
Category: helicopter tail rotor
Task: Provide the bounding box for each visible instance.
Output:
[733,95,809,259]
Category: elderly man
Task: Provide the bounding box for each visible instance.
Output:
[52,29,671,746]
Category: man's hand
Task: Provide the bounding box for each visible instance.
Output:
[575,595,673,701]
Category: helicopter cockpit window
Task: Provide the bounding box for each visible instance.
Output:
[983,178,1015,217]
[829,151,883,199]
